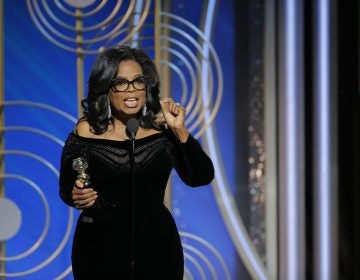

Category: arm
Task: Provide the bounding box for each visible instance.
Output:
[59,148,77,207]
[59,133,98,208]
[160,98,214,187]
[172,132,214,187]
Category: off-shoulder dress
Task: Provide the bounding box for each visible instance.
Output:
[59,129,214,279]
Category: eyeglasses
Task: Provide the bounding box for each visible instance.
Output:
[110,76,147,93]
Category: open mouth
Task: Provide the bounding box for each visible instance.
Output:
[124,98,139,108]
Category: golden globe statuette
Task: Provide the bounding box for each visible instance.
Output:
[72,157,90,187]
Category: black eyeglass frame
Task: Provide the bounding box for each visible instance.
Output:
[110,76,147,93]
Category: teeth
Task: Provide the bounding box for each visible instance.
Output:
[124,98,138,108]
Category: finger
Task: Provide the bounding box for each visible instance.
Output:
[73,190,97,200]
[174,103,182,114]
[178,105,186,116]
[74,179,84,189]
[76,200,96,209]
[161,99,175,111]
[160,98,178,109]
[75,194,98,208]
[84,200,96,208]
[75,180,90,189]
[170,101,179,109]
[72,187,95,196]
[169,102,183,116]
[160,97,174,103]
[160,99,172,114]
[76,200,87,207]
[154,113,165,124]
[72,192,97,206]
[175,102,185,110]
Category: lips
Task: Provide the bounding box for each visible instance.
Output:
[124,98,138,108]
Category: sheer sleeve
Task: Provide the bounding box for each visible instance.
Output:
[170,132,215,187]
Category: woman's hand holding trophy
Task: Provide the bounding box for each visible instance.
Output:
[71,157,98,209]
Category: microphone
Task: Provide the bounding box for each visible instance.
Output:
[126,118,139,140]
[126,117,139,279]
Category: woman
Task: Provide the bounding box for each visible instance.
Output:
[59,45,214,279]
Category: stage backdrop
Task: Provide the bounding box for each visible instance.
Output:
[0,1,271,279]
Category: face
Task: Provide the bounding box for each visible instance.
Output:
[109,59,146,120]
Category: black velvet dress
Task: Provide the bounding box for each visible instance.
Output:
[59,129,214,280]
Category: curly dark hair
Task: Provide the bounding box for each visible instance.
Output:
[81,45,162,134]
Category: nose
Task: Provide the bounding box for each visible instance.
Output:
[126,82,136,92]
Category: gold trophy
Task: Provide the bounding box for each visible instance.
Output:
[72,157,90,187]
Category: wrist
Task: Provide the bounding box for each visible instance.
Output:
[171,127,189,143]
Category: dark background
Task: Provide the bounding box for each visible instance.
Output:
[337,0,360,279]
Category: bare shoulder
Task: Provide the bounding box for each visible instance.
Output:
[74,119,94,137]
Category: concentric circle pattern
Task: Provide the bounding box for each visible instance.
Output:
[26,0,151,54]
[158,12,223,138]
[2,1,272,279]
[181,232,231,280]
[135,11,223,138]
[0,101,77,278]
[0,197,22,241]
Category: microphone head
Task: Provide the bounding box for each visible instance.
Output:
[126,118,139,140]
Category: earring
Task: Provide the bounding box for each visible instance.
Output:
[142,103,148,116]
[107,101,112,119]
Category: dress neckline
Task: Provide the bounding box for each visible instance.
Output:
[70,130,165,144]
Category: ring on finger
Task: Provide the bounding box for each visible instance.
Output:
[79,200,87,206]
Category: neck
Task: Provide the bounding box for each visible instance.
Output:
[112,112,139,125]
